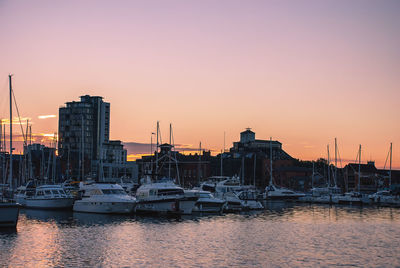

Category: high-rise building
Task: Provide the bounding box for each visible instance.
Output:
[58,95,110,178]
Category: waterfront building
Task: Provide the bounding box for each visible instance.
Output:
[58,95,137,181]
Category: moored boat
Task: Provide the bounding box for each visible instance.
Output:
[26,185,74,209]
[73,182,136,214]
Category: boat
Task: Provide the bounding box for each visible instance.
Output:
[0,75,19,228]
[14,181,36,206]
[0,201,19,229]
[185,189,226,213]
[135,180,198,215]
[368,143,400,207]
[25,185,75,209]
[265,137,305,200]
[337,145,364,205]
[236,190,264,210]
[336,191,363,205]
[73,182,136,214]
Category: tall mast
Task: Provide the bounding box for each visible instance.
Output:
[197,141,201,186]
[81,115,84,181]
[9,75,13,191]
[312,161,315,189]
[389,142,392,187]
[156,121,159,180]
[358,144,361,193]
[269,137,273,186]
[253,153,256,187]
[168,123,171,179]
[327,144,330,187]
[334,138,337,187]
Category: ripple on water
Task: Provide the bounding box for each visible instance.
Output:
[0,204,399,267]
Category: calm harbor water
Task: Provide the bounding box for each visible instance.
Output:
[1,203,400,267]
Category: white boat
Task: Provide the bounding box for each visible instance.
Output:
[73,182,136,214]
[26,185,74,209]
[265,137,305,201]
[336,191,363,205]
[135,181,198,215]
[0,202,19,229]
[14,181,36,206]
[236,190,264,210]
[265,184,305,200]
[185,190,226,213]
[369,190,400,207]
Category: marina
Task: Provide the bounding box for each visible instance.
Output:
[1,203,399,267]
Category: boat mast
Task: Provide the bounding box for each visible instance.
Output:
[156,121,159,180]
[334,138,337,187]
[358,144,361,193]
[269,137,273,186]
[81,115,84,181]
[169,123,171,179]
[312,161,314,189]
[389,142,392,187]
[9,75,13,191]
[327,144,330,187]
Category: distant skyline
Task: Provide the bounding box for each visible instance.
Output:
[0,0,399,168]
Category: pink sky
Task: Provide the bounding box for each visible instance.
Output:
[0,0,399,168]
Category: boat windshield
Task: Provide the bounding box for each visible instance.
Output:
[102,189,126,195]
[199,193,213,198]
[157,189,184,196]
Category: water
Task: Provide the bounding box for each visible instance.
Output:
[1,203,400,267]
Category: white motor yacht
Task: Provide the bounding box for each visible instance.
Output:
[236,190,264,210]
[136,181,198,215]
[25,185,74,209]
[265,184,305,200]
[336,191,363,205]
[369,190,400,207]
[73,183,136,214]
[185,190,226,213]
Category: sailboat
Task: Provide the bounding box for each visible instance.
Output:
[368,143,400,206]
[264,137,305,200]
[0,75,19,229]
[309,140,341,204]
[336,145,363,205]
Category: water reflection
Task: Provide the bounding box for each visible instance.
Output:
[0,204,399,267]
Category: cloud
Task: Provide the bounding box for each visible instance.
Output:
[123,141,216,159]
[0,117,32,125]
[38,115,56,119]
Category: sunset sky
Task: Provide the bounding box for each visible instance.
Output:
[0,0,399,168]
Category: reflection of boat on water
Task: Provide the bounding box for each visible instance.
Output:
[23,208,73,222]
[73,211,130,226]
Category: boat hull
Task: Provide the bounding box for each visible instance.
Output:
[25,198,74,209]
[0,203,19,228]
[73,200,136,214]
[194,200,226,213]
[136,197,197,215]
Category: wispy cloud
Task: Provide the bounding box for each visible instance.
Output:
[0,117,32,125]
[123,142,215,159]
[38,115,56,119]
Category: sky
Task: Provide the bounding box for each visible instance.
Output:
[0,0,399,168]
